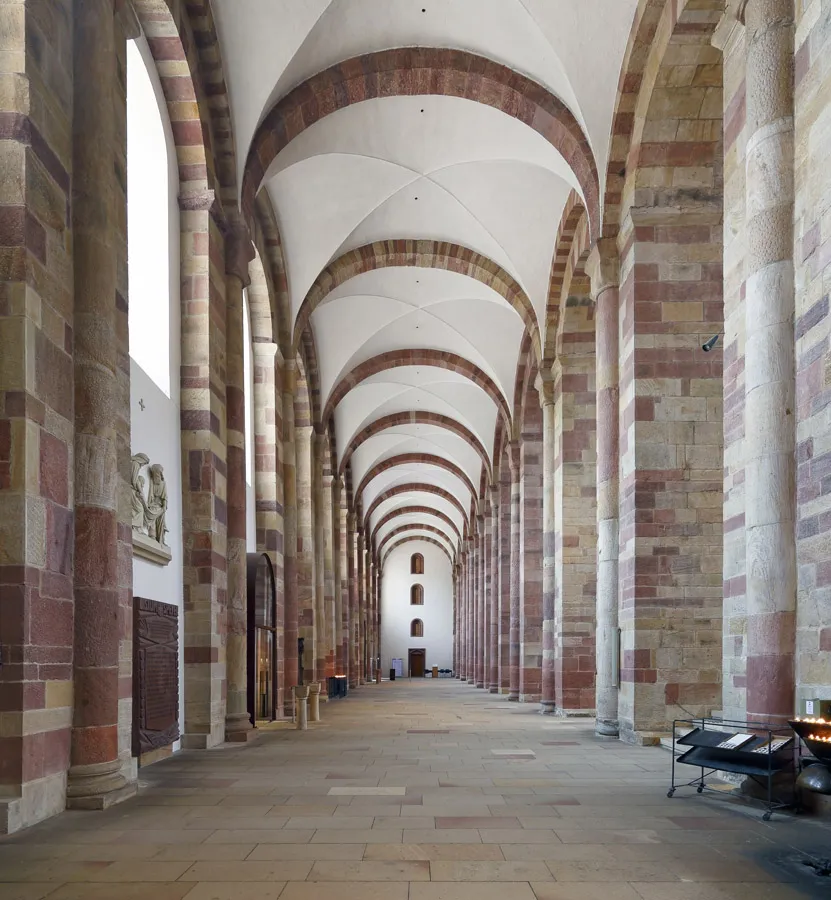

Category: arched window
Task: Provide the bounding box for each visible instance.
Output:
[410,584,424,606]
[410,619,424,638]
[127,37,178,397]
[411,553,424,575]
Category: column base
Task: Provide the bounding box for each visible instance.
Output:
[507,692,519,701]
[539,702,557,715]
[475,681,485,689]
[467,678,475,685]
[595,719,619,737]
[225,713,257,743]
[66,761,136,811]
[489,686,498,694]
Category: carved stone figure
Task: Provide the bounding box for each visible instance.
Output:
[145,463,168,545]
[130,453,168,548]
[131,453,150,532]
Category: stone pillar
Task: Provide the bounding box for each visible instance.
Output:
[456,558,465,678]
[308,682,321,722]
[338,484,349,679]
[587,241,621,736]
[224,222,255,742]
[68,0,135,809]
[0,0,75,832]
[295,686,309,730]
[296,425,316,685]
[467,538,475,684]
[371,557,379,672]
[347,514,359,688]
[489,485,500,693]
[520,418,544,704]
[477,516,486,688]
[313,434,327,684]
[743,0,796,723]
[552,342,597,716]
[322,470,336,682]
[483,510,492,689]
[537,373,557,714]
[508,443,521,700]
[499,461,512,692]
[357,526,366,682]
[282,361,299,711]
[363,538,371,680]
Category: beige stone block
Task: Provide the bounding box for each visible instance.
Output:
[45,680,73,710]
[181,885,286,900]
[247,844,365,861]
[308,860,430,881]
[280,885,408,900]
[178,862,312,882]
[431,860,553,881]
[410,886,537,900]
[530,886,643,900]
[363,844,504,862]
[312,830,402,844]
[47,887,192,900]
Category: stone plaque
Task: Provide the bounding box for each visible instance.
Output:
[133,596,179,757]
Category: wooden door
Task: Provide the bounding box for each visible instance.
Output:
[409,649,426,678]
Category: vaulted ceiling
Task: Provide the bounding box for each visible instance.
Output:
[213,0,640,561]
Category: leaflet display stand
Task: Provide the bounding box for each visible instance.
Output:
[667,717,797,820]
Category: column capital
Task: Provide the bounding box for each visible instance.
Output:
[534,371,556,408]
[712,0,747,48]
[252,340,278,362]
[507,440,521,478]
[586,239,620,299]
[225,219,255,287]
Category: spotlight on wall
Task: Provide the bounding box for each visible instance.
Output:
[702,333,722,352]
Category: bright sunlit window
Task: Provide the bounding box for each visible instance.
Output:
[127,40,173,396]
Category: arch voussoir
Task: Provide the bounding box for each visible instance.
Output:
[363,483,470,531]
[296,240,540,362]
[242,48,599,240]
[324,349,511,430]
[372,506,462,548]
[355,453,477,504]
[377,523,457,559]
[381,535,454,570]
[340,410,491,479]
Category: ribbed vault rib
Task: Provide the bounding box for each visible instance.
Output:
[371,506,462,548]
[363,483,469,531]
[340,411,490,479]
[323,349,511,431]
[355,453,477,508]
[377,523,456,559]
[381,535,454,570]
[295,240,539,362]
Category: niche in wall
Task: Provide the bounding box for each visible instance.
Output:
[411,553,424,575]
[411,583,424,605]
[411,619,424,638]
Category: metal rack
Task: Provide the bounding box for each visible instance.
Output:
[668,717,797,820]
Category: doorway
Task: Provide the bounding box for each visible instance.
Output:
[409,648,426,678]
[246,553,278,725]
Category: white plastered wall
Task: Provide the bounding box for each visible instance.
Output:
[380,541,453,675]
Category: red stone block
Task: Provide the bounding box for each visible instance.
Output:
[39,430,68,506]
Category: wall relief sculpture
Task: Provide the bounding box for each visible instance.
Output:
[131,453,172,565]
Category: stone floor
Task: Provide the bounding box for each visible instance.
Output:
[2,680,831,899]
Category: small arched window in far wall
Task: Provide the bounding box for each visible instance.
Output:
[411,619,424,638]
[410,584,424,606]
[411,552,424,575]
